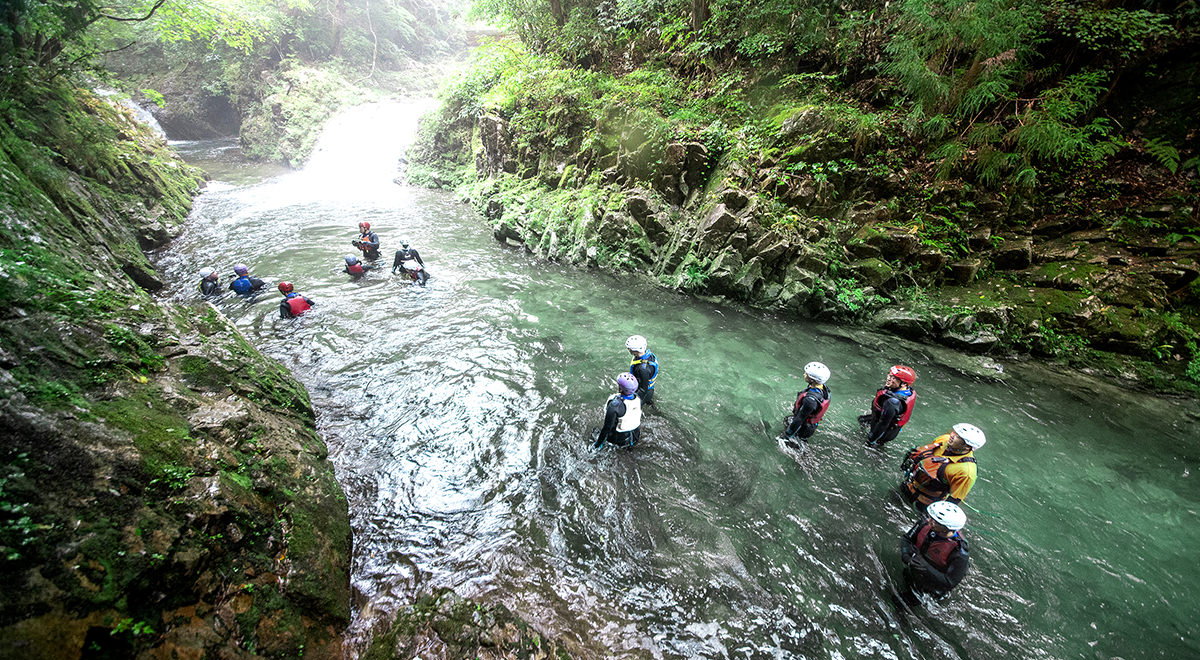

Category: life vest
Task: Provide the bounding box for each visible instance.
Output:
[358,232,378,252]
[347,262,365,275]
[630,351,658,390]
[611,394,642,432]
[792,386,830,425]
[907,446,976,500]
[285,294,311,316]
[231,276,254,294]
[913,520,965,571]
[872,388,915,427]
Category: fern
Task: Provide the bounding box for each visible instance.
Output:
[1145,137,1180,174]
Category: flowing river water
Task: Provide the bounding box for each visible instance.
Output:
[154,101,1199,660]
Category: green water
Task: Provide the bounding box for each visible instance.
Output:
[157,102,1200,659]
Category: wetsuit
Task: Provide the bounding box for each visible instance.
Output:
[784,384,830,441]
[594,393,642,448]
[901,434,977,511]
[629,351,658,405]
[199,278,221,296]
[901,517,969,601]
[355,231,380,259]
[391,247,429,285]
[279,293,314,318]
[865,387,914,446]
[229,275,266,295]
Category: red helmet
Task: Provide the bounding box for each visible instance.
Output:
[278,281,294,294]
[889,365,917,385]
[358,222,371,231]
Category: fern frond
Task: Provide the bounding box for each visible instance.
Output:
[1145,137,1180,173]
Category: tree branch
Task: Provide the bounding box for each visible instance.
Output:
[99,0,168,23]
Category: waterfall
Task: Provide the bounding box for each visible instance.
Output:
[95,88,167,139]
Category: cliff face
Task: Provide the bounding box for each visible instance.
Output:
[0,84,352,658]
[410,69,1200,393]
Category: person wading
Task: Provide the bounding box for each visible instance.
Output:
[860,364,917,447]
[900,500,971,605]
[778,361,831,449]
[593,373,642,449]
[900,423,986,512]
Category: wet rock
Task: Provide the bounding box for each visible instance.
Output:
[683,142,710,190]
[949,260,982,285]
[662,142,686,176]
[1144,262,1200,289]
[941,328,1001,353]
[747,231,790,267]
[872,308,931,339]
[731,258,764,297]
[967,227,992,252]
[848,258,895,288]
[657,173,683,205]
[721,188,752,212]
[846,239,882,260]
[867,230,919,260]
[994,236,1033,270]
[913,248,949,275]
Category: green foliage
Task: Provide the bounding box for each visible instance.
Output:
[1144,137,1180,174]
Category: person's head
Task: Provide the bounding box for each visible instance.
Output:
[278,281,294,295]
[886,364,916,389]
[803,361,830,385]
[345,254,359,265]
[233,263,249,276]
[400,238,410,248]
[200,267,217,281]
[625,335,648,356]
[616,372,638,395]
[948,423,986,452]
[358,221,371,232]
[926,500,967,533]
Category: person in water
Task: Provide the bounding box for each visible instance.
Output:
[344,254,373,278]
[900,423,986,512]
[198,267,220,296]
[901,500,970,604]
[391,238,429,286]
[779,361,831,449]
[228,263,266,295]
[277,281,314,318]
[352,221,380,260]
[593,372,642,449]
[625,335,658,406]
[859,364,917,447]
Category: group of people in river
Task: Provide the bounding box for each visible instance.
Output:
[196,222,432,317]
[596,353,984,607]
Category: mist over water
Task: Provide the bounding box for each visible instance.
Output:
[156,101,1200,660]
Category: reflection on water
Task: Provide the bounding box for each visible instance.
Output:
[154,101,1200,659]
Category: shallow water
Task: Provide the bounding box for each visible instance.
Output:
[154,101,1200,660]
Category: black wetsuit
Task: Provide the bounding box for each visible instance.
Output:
[391,247,429,285]
[594,394,641,448]
[229,276,266,295]
[629,351,657,405]
[355,231,381,259]
[199,279,221,296]
[901,518,969,601]
[865,389,910,446]
[784,385,830,440]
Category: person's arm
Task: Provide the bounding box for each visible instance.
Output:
[304,296,314,306]
[866,397,901,443]
[909,543,968,592]
[411,249,425,267]
[250,277,266,290]
[594,398,623,448]
[392,251,403,272]
[280,300,291,319]
[367,232,380,249]
[900,520,923,564]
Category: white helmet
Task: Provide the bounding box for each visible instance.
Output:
[803,361,830,384]
[199,267,215,279]
[927,501,967,530]
[625,335,648,353]
[952,423,986,449]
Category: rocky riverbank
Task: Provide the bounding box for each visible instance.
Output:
[0,84,351,658]
[408,47,1200,395]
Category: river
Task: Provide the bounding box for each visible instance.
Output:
[153,101,1200,660]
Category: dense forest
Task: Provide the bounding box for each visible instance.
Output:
[410,0,1200,391]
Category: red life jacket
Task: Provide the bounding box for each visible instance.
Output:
[792,387,830,425]
[287,296,311,316]
[913,519,964,571]
[348,262,365,275]
[872,388,915,427]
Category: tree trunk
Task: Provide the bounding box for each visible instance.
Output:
[549,0,565,27]
[691,0,709,31]
[331,0,346,57]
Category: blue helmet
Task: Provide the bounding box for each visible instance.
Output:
[617,373,638,395]
[345,255,359,264]
[233,263,249,276]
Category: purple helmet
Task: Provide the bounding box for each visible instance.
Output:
[233,263,249,276]
[616,373,638,394]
